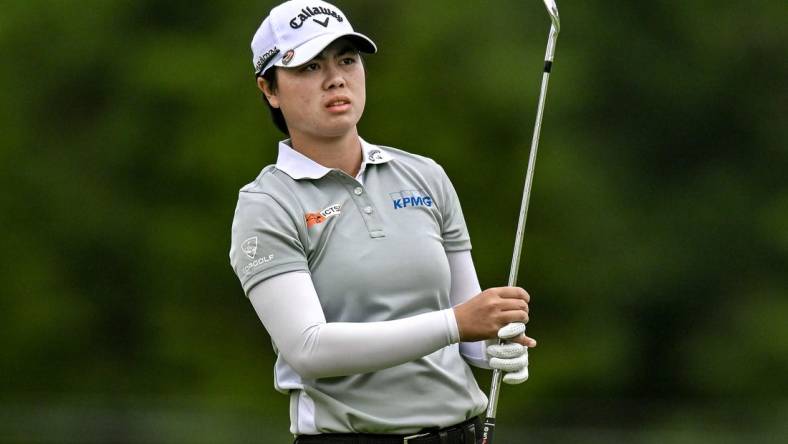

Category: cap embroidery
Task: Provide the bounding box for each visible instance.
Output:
[290,6,344,29]
[255,47,280,74]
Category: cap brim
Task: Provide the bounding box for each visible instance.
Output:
[274,32,377,69]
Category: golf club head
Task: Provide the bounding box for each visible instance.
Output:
[542,0,560,33]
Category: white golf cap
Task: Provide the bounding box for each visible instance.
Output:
[251,0,377,76]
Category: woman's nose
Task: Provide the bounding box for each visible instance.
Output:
[323,63,345,89]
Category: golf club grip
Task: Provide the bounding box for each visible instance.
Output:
[480,417,496,444]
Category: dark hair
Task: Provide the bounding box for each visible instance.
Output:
[260,67,290,136]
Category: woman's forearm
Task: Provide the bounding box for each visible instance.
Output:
[249,271,460,379]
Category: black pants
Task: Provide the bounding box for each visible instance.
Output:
[293,417,482,444]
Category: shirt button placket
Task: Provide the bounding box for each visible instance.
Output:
[341,177,385,238]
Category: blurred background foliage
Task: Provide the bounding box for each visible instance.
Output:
[1,0,787,442]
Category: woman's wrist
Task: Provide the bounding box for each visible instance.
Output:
[445,307,462,344]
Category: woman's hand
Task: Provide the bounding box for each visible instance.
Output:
[454,287,536,384]
[452,287,537,347]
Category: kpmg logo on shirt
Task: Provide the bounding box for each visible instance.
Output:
[390,190,433,210]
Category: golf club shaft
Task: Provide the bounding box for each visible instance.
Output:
[481,23,559,444]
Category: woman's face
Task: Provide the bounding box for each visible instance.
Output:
[261,39,366,140]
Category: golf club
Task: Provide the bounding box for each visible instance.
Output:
[481,1,560,443]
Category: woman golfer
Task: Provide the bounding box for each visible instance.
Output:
[229,1,535,442]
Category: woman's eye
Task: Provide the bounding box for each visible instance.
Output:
[302,63,319,72]
[341,57,356,65]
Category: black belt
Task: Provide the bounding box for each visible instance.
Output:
[293,417,481,444]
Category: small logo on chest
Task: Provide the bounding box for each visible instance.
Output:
[306,203,341,228]
[390,190,433,210]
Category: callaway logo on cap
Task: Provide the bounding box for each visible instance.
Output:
[251,0,377,76]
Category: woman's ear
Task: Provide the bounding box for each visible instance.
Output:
[257,77,280,108]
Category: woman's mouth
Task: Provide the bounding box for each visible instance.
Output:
[325,97,351,113]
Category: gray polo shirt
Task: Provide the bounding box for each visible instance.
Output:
[229,138,487,434]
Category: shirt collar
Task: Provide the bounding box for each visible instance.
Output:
[275,137,393,181]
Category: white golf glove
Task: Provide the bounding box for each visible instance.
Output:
[487,322,529,385]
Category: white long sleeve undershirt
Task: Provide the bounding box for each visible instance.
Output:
[249,250,490,379]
